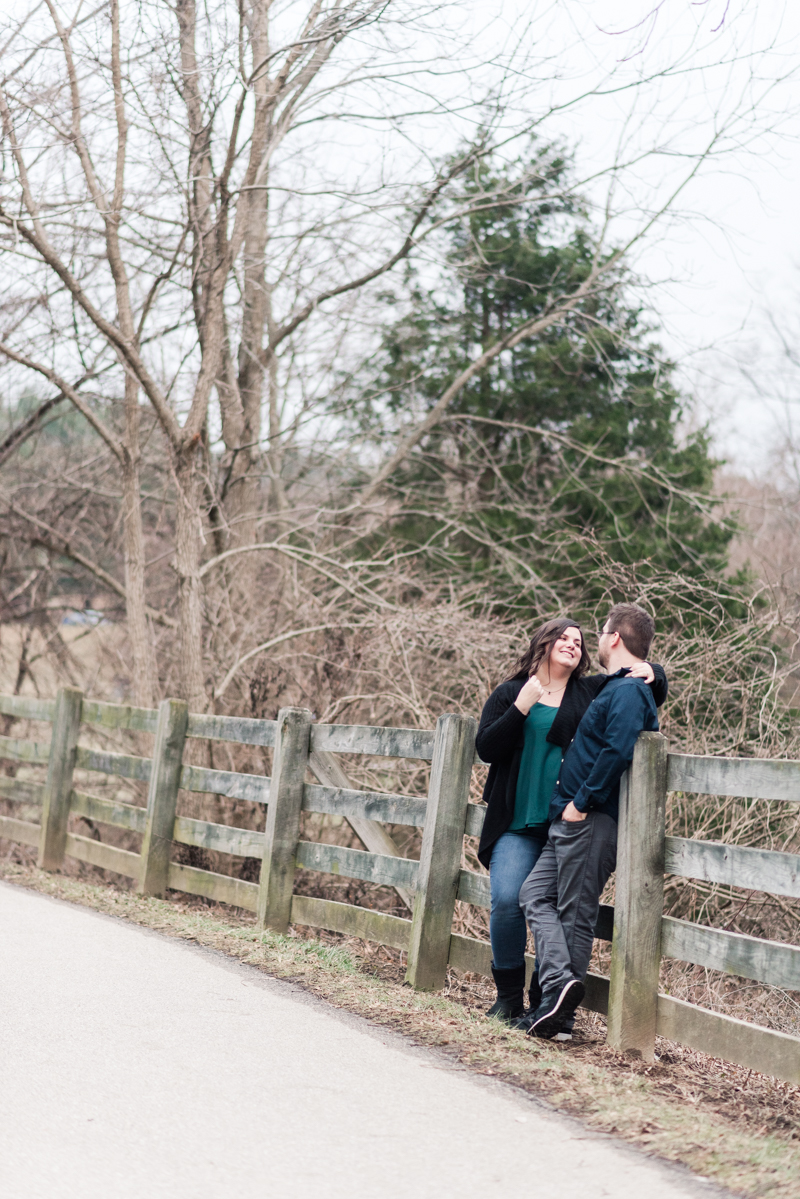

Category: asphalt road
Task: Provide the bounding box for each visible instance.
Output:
[0,882,722,1199]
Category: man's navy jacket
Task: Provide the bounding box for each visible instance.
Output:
[549,668,659,823]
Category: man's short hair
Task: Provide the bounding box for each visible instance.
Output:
[606,603,655,660]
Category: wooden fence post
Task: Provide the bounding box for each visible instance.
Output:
[139,699,189,896]
[257,707,312,933]
[38,687,84,871]
[405,712,477,991]
[607,730,668,1061]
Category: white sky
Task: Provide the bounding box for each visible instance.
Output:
[4,0,796,474]
[267,0,800,474]
[501,0,800,474]
[340,0,800,473]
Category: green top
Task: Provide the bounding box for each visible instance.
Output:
[510,703,562,832]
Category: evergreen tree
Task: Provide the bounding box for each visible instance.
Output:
[352,148,736,618]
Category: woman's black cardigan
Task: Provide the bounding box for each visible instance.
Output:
[474,666,668,868]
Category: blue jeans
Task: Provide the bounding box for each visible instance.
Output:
[489,831,547,970]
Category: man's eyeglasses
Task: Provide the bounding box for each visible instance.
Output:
[596,628,612,639]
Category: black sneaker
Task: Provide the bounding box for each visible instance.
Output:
[528,980,585,1040]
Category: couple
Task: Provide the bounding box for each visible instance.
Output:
[476,603,664,1041]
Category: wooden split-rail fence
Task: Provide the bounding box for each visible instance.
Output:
[1,690,799,1085]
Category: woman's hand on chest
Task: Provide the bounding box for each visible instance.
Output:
[514,675,544,715]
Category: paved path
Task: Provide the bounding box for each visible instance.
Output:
[0,883,720,1199]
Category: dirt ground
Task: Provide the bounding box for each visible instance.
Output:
[1,855,798,1199]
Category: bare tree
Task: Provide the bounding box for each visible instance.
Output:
[0,0,501,705]
[0,0,403,705]
[0,0,794,710]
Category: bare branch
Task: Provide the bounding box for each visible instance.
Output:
[354,264,617,507]
[215,621,373,698]
[0,344,124,461]
[272,143,488,350]
[0,493,176,628]
[0,204,182,446]
[0,392,67,467]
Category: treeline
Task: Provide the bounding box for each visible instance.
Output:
[0,4,796,803]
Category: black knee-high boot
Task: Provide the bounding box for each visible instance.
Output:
[486,964,526,1022]
[527,968,542,1014]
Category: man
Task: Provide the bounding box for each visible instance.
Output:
[518,602,660,1039]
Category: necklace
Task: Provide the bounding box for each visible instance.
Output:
[539,680,567,695]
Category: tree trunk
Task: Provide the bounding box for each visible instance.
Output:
[264,291,288,516]
[232,0,271,540]
[174,445,207,712]
[121,457,155,708]
[121,374,156,707]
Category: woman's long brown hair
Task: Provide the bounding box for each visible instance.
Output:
[507,618,590,682]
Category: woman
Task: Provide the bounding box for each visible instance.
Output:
[475,618,668,1024]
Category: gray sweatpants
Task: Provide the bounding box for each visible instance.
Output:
[518,812,618,995]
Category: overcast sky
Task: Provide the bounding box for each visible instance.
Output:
[376,0,800,472]
[244,0,800,478]
[505,1,800,474]
[4,0,795,473]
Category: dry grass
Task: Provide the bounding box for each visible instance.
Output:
[2,859,799,1199]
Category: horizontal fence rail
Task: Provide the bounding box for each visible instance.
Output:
[66,833,141,880]
[0,695,55,722]
[668,752,800,803]
[80,699,159,735]
[70,790,147,834]
[169,861,259,911]
[180,764,270,803]
[295,841,420,891]
[661,916,800,992]
[665,835,800,899]
[0,734,50,765]
[309,723,435,760]
[187,713,277,746]
[173,816,264,858]
[0,690,798,1086]
[0,777,44,804]
[302,782,428,827]
[76,746,152,783]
